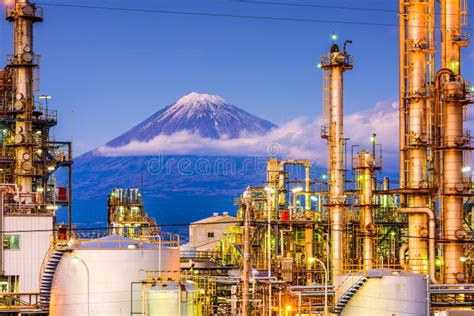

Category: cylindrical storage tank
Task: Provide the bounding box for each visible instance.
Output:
[182,283,196,315]
[340,270,428,316]
[148,282,180,316]
[147,282,197,316]
[49,234,180,316]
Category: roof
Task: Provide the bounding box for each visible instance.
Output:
[75,234,158,249]
[190,214,238,225]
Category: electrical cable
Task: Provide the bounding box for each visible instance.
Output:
[231,0,474,18]
[32,2,474,30]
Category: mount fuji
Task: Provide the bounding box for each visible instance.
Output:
[70,93,281,215]
[107,92,276,147]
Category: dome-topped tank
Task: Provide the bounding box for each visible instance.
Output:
[49,234,180,316]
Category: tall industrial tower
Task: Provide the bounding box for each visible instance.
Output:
[399,0,436,275]
[439,0,471,284]
[320,42,352,279]
[0,0,72,310]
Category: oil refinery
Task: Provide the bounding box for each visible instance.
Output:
[0,0,472,315]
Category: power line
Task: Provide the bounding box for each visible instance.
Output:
[231,0,397,14]
[33,2,474,30]
[232,0,474,18]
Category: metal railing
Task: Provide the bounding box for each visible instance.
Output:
[0,292,41,310]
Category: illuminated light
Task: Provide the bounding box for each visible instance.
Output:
[291,187,303,193]
[36,149,42,154]
[331,33,337,41]
[38,95,52,100]
[264,187,275,193]
[370,136,376,143]
[390,231,396,237]
[310,196,317,201]
[127,244,137,249]
[435,258,442,267]
[296,200,301,205]
[193,270,199,275]
[471,86,474,92]
[460,256,469,262]
[321,174,327,180]
[199,289,205,295]
[36,187,44,193]
[67,238,75,247]
[462,166,471,173]
[285,305,292,312]
[308,257,316,264]
[47,165,55,171]
[317,63,322,69]
[35,130,42,135]
[46,205,56,210]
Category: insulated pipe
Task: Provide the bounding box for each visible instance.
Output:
[399,207,439,283]
[358,151,374,270]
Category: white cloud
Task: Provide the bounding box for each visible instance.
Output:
[96,100,401,169]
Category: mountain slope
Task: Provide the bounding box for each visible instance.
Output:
[107,92,276,147]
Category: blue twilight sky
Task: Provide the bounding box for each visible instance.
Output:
[0,0,473,155]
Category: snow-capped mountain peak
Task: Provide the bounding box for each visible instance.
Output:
[174,92,227,108]
[106,92,276,147]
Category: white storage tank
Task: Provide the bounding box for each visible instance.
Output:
[338,269,428,316]
[49,234,180,316]
[147,282,197,316]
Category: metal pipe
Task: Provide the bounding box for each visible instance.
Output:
[399,243,408,268]
[399,207,439,283]
[399,0,407,204]
[358,151,374,270]
[242,191,251,316]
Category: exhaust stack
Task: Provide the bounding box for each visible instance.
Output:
[320,42,352,278]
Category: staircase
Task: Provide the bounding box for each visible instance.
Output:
[331,275,368,315]
[39,249,67,310]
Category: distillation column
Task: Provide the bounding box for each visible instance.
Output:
[320,43,352,278]
[399,0,435,274]
[356,150,375,270]
[440,0,469,284]
[7,0,42,196]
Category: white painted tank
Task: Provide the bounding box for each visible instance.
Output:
[49,234,180,316]
[340,269,428,316]
[147,282,197,316]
